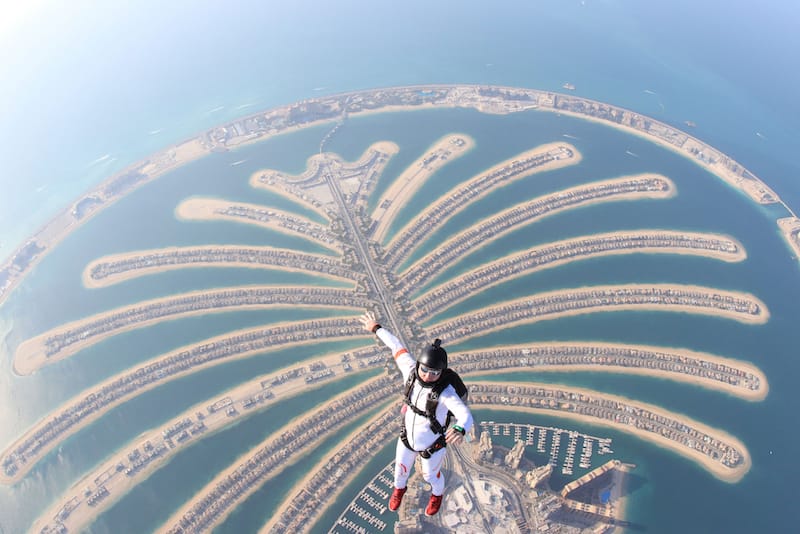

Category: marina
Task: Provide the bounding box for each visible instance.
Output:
[479,421,613,476]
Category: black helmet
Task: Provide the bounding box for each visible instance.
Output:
[418,339,448,371]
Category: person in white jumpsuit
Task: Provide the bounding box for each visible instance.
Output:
[360,311,473,517]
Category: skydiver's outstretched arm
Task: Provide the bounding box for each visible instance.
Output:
[359,311,414,380]
[359,311,381,334]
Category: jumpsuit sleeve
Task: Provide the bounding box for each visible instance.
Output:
[375,327,416,381]
[440,387,474,433]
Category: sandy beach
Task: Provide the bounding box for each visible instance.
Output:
[455,340,768,401]
[429,284,770,346]
[385,141,581,253]
[1,321,366,485]
[155,375,391,534]
[13,286,360,375]
[400,174,679,279]
[249,141,399,210]
[547,104,780,209]
[81,245,353,289]
[258,406,399,534]
[28,355,373,534]
[370,133,475,244]
[2,83,790,312]
[174,198,341,253]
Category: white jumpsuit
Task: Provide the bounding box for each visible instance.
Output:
[376,327,473,496]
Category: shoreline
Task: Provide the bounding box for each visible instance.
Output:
[258,406,398,534]
[1,322,365,485]
[370,133,475,244]
[155,376,391,534]
[459,337,769,401]
[430,284,770,345]
[13,287,361,375]
[384,141,581,255]
[174,198,341,253]
[28,359,376,534]
[81,245,352,289]
[400,173,679,281]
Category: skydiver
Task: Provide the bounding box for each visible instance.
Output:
[359,311,473,517]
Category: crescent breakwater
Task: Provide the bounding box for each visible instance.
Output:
[3,83,796,307]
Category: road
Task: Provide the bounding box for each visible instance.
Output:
[323,167,409,345]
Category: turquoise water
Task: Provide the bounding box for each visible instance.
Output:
[1,1,799,533]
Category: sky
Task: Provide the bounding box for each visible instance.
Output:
[0,0,798,257]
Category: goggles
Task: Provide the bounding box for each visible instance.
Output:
[419,365,442,376]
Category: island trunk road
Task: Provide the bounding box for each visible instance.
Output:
[323,168,410,345]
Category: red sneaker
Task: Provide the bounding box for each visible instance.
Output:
[425,493,443,516]
[389,487,407,511]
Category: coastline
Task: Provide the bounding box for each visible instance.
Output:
[1,322,366,485]
[384,141,581,255]
[13,287,361,375]
[154,375,391,534]
[174,198,342,253]
[459,338,769,401]
[370,133,475,244]
[81,245,353,289]
[28,360,376,534]
[0,83,785,532]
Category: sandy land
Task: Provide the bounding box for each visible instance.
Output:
[777,217,800,258]
[248,141,399,209]
[81,245,352,289]
[325,142,400,200]
[174,197,341,253]
[370,133,476,244]
[385,141,582,254]
[401,174,679,278]
[429,284,770,346]
[259,406,399,534]
[250,152,333,207]
[456,340,768,401]
[155,375,389,534]
[13,286,359,375]
[29,354,371,534]
[473,382,752,484]
[411,229,747,316]
[1,323,365,485]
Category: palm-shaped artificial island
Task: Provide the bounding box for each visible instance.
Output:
[2,85,789,533]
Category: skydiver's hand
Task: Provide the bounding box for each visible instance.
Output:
[445,427,465,445]
[359,311,379,333]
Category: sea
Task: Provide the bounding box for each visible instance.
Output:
[1,1,799,533]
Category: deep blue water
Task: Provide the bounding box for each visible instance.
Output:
[1,1,798,533]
